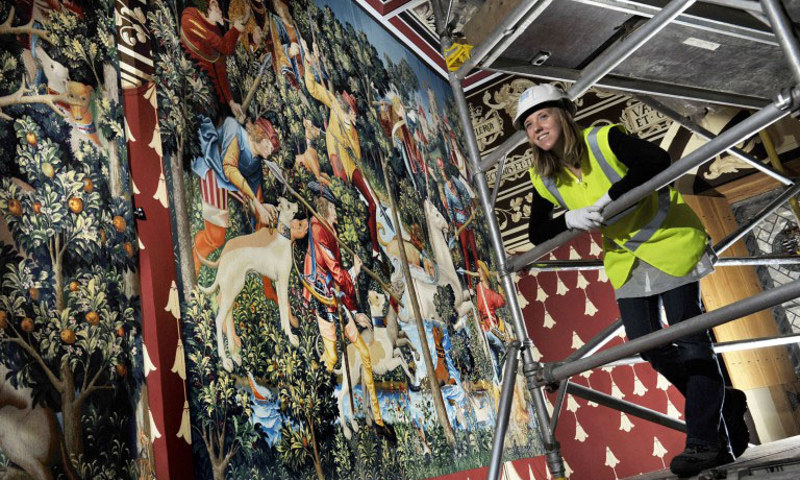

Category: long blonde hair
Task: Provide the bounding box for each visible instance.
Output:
[529,107,586,179]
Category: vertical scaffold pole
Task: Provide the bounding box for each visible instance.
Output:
[761,0,800,82]
[429,2,565,477]
[445,68,566,479]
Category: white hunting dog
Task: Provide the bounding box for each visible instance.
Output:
[198,197,307,371]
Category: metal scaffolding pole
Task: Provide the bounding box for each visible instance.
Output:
[567,0,696,100]
[527,255,800,272]
[486,341,522,480]
[432,0,565,476]
[544,278,800,384]
[702,0,764,13]
[714,181,800,255]
[486,61,771,109]
[508,96,794,273]
[762,0,800,82]
[565,319,624,361]
[447,66,566,479]
[638,95,794,186]
[573,0,777,46]
[593,332,800,368]
[566,382,687,433]
[454,0,552,80]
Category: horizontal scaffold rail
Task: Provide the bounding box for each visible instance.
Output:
[527,255,800,272]
[542,278,800,384]
[599,333,800,368]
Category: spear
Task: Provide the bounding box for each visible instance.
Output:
[240,51,273,116]
[333,287,356,414]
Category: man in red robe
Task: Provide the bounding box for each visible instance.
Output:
[475,260,508,378]
[303,190,395,443]
[180,0,247,121]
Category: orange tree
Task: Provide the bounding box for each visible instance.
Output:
[0,115,140,476]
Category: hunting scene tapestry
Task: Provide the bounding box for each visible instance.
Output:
[147,0,544,479]
[0,1,146,479]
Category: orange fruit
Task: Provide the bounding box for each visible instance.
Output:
[116,326,125,337]
[123,242,134,257]
[85,311,99,325]
[68,197,83,214]
[69,281,80,292]
[99,228,107,244]
[60,329,76,344]
[115,364,127,377]
[0,311,8,329]
[28,288,40,301]
[21,317,34,332]
[112,215,126,233]
[32,201,42,214]
[83,178,93,193]
[7,199,22,216]
[26,132,37,146]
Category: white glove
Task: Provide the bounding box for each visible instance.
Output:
[593,192,612,210]
[564,205,603,231]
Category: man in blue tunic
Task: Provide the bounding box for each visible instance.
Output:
[192,115,283,301]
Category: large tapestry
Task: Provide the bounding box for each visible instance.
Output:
[147,1,543,479]
[0,1,147,479]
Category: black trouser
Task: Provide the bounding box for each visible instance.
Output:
[617,282,728,449]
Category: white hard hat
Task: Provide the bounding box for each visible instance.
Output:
[513,83,576,130]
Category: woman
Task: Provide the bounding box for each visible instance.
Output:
[516,83,749,477]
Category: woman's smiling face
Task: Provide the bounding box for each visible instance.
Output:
[524,107,564,155]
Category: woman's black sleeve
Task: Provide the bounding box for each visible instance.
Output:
[527,189,568,244]
[606,128,671,200]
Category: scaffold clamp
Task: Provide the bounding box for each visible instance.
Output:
[444,42,473,71]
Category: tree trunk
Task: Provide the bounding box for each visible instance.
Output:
[212,461,226,480]
[381,162,455,445]
[60,359,82,457]
[166,146,196,300]
[307,415,325,480]
[53,243,64,313]
[103,61,139,299]
[102,61,123,199]
[208,438,228,480]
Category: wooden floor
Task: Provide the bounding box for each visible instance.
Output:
[623,436,800,480]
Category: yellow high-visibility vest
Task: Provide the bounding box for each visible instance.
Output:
[529,124,707,288]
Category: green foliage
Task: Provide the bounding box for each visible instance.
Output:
[47,4,115,86]
[94,94,125,141]
[387,59,419,103]
[148,1,214,164]
[467,313,496,383]
[395,178,429,251]
[183,289,259,479]
[0,105,140,480]
[332,429,353,479]
[0,50,21,95]
[269,299,337,478]
[327,177,371,269]
[0,117,134,270]
[79,405,138,480]
[434,285,457,327]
